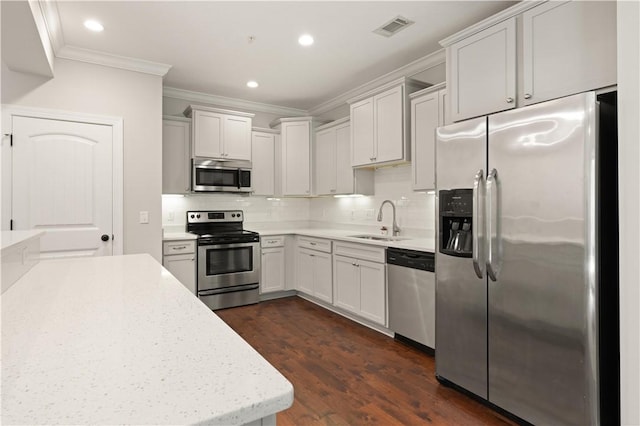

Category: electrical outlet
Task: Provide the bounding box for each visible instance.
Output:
[139,211,149,224]
[168,211,175,222]
[365,209,375,219]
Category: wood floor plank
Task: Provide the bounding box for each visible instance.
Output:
[217,296,516,426]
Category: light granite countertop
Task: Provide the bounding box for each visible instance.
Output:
[255,228,435,253]
[162,231,198,241]
[1,254,293,425]
[1,230,46,253]
[163,226,435,252]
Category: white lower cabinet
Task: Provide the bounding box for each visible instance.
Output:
[162,240,196,294]
[358,259,386,325]
[295,237,332,303]
[332,242,386,326]
[261,236,286,294]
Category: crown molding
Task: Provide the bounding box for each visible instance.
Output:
[308,49,445,116]
[439,0,545,47]
[38,0,64,54]
[56,45,171,76]
[163,87,307,117]
[409,81,446,99]
[184,105,255,118]
[315,116,350,132]
[251,127,280,135]
[38,0,171,76]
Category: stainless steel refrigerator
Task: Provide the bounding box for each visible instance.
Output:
[435,91,619,425]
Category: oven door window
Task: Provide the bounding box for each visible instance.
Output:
[204,247,252,275]
[196,168,238,187]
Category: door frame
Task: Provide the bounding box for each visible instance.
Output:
[1,105,124,255]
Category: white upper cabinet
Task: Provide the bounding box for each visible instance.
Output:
[162,117,191,194]
[441,0,617,121]
[374,85,404,164]
[410,84,445,191]
[314,118,373,196]
[348,77,428,168]
[350,98,375,166]
[521,0,616,106]
[447,18,516,122]
[271,117,324,197]
[251,128,279,196]
[184,105,254,161]
[315,126,336,195]
[223,115,252,160]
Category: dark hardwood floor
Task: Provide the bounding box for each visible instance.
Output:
[217,297,516,426]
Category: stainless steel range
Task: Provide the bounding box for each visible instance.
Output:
[187,210,260,310]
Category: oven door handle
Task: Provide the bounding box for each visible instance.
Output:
[198,284,259,296]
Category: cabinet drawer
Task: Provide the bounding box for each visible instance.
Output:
[163,240,196,255]
[261,235,285,248]
[334,241,385,263]
[297,236,332,253]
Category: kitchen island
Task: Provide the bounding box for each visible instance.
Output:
[1,254,293,425]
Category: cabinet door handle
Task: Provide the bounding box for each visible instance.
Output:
[172,245,187,250]
[310,242,316,246]
[524,93,532,100]
[506,97,514,104]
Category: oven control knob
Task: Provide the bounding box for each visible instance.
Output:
[190,214,195,219]
[196,214,201,219]
[231,214,236,217]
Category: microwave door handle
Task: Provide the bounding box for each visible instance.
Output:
[191,158,194,191]
[237,169,242,189]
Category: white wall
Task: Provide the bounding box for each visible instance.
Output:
[162,164,437,239]
[162,194,310,229]
[309,165,435,237]
[617,1,640,424]
[2,58,163,261]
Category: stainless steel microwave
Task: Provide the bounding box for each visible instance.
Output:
[192,159,252,193]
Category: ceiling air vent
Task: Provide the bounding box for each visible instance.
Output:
[373,16,415,37]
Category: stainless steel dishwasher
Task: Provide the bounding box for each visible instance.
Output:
[387,247,435,350]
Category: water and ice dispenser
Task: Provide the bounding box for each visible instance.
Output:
[439,189,473,258]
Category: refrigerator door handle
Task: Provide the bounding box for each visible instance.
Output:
[472,169,485,279]
[486,168,501,281]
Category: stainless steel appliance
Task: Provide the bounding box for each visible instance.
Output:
[192,159,252,193]
[187,210,260,310]
[387,248,435,350]
[435,91,619,425]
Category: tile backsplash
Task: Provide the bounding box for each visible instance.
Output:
[162,164,435,237]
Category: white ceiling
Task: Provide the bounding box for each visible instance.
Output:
[54,1,516,111]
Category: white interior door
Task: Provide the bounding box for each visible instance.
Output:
[12,116,114,259]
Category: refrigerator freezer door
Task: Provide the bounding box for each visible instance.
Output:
[435,117,488,398]
[487,92,597,425]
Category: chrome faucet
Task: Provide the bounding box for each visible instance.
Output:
[377,200,400,236]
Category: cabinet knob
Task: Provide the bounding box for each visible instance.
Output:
[524,93,532,100]
[506,97,514,104]
[101,234,110,242]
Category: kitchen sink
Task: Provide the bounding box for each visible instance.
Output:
[348,235,410,242]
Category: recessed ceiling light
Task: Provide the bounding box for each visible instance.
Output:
[84,20,104,32]
[247,81,259,88]
[298,34,314,46]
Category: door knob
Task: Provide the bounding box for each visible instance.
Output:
[101,234,110,242]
